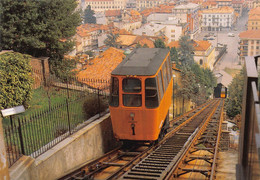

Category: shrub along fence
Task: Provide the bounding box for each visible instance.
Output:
[3,72,110,167]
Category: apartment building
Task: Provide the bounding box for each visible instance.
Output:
[248,7,260,30]
[84,0,127,12]
[136,0,166,11]
[238,29,260,62]
[232,0,245,17]
[216,0,232,7]
[172,3,200,39]
[76,24,109,53]
[201,6,235,31]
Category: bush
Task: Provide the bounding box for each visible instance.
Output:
[82,94,108,119]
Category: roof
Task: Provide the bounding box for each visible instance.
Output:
[77,24,109,37]
[112,48,169,76]
[77,47,125,87]
[239,30,260,39]
[202,6,234,14]
[248,14,260,20]
[174,3,200,9]
[249,7,260,15]
[105,10,121,17]
[168,40,211,51]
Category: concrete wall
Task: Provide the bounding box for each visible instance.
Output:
[9,114,120,180]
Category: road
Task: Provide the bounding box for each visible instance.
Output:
[196,12,248,72]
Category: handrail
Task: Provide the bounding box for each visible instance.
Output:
[237,55,260,180]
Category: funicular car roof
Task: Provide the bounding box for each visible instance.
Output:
[111,48,169,76]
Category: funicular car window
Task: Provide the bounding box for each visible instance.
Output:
[122,78,141,92]
[145,78,159,108]
[158,71,164,100]
[162,63,168,91]
[109,77,119,107]
[168,57,172,79]
[123,94,142,107]
[122,78,142,107]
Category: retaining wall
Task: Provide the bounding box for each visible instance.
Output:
[9,114,119,180]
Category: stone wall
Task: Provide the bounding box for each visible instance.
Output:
[9,114,120,180]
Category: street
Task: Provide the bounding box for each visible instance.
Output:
[195,12,248,72]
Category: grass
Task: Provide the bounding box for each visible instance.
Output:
[224,67,240,78]
[3,86,108,158]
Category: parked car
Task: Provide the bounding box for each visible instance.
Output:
[203,37,208,40]
[228,33,235,37]
[208,37,215,40]
[204,34,210,37]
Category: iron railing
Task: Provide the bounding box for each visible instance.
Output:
[3,73,110,167]
[237,55,260,180]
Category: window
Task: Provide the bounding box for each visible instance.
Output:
[123,94,142,107]
[200,59,203,65]
[161,63,168,92]
[157,71,164,100]
[109,77,119,107]
[122,78,141,93]
[145,78,159,108]
[168,57,172,79]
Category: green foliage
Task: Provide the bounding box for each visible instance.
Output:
[136,43,149,48]
[104,33,121,47]
[225,69,244,118]
[84,50,94,58]
[169,47,179,63]
[0,0,81,77]
[178,35,194,65]
[154,39,166,48]
[0,52,34,109]
[51,58,77,82]
[84,5,96,24]
[82,95,108,119]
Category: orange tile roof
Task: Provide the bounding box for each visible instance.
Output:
[76,47,125,89]
[77,24,109,37]
[202,6,234,13]
[168,40,211,51]
[239,29,260,39]
[105,10,121,17]
[249,7,260,15]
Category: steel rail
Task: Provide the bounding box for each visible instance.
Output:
[209,100,225,180]
[59,99,219,180]
[164,99,222,179]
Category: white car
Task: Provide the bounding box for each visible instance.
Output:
[228,33,235,37]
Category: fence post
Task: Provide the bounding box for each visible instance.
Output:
[66,99,71,135]
[17,118,25,155]
[98,88,100,117]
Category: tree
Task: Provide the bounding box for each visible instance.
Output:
[169,47,179,63]
[0,0,81,77]
[104,33,121,48]
[225,69,244,118]
[0,52,34,109]
[84,5,96,24]
[178,35,194,65]
[154,39,166,48]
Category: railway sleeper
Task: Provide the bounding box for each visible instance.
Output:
[149,153,176,158]
[122,174,158,180]
[137,163,168,168]
[126,171,162,177]
[145,157,172,162]
[177,168,210,178]
[141,160,170,165]
[132,167,164,173]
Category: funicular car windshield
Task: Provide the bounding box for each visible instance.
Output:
[145,78,159,108]
[122,78,142,107]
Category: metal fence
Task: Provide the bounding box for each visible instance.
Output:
[3,72,110,167]
[237,55,260,180]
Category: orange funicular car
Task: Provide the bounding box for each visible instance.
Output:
[109,48,173,143]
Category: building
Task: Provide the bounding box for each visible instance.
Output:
[216,0,232,7]
[84,0,127,12]
[232,0,245,17]
[75,24,110,54]
[238,29,260,62]
[172,3,200,39]
[168,40,216,70]
[247,7,260,30]
[201,6,235,31]
[133,16,184,43]
[136,0,166,11]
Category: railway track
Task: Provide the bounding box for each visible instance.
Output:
[60,99,224,180]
